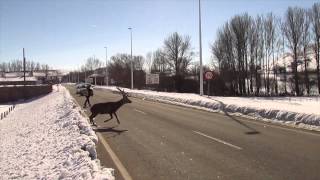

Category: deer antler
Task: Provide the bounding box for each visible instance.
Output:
[116,87,127,95]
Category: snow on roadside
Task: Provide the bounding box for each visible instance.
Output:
[0,85,114,180]
[96,86,320,131]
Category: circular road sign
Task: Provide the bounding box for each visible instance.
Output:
[204,71,214,80]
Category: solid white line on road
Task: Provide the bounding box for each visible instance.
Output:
[134,109,147,115]
[193,130,243,150]
[97,133,133,180]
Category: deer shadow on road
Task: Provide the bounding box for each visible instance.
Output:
[93,126,128,138]
[207,98,260,135]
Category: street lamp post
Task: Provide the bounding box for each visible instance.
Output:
[84,67,86,83]
[104,46,108,86]
[23,48,26,85]
[198,0,204,96]
[77,68,79,83]
[128,27,133,89]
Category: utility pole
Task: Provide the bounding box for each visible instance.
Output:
[23,48,26,85]
[198,0,204,95]
[104,46,108,86]
[128,27,133,89]
[84,68,86,83]
[77,68,79,83]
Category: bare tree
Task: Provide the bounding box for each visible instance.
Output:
[264,13,277,95]
[163,32,193,75]
[35,63,41,71]
[163,32,193,92]
[133,55,145,70]
[145,52,153,73]
[282,7,305,96]
[30,61,35,72]
[230,14,252,95]
[85,56,103,72]
[309,3,320,94]
[151,48,169,73]
[248,18,258,94]
[211,24,236,94]
[255,15,265,95]
[302,9,311,95]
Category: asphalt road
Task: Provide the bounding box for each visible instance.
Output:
[66,85,320,180]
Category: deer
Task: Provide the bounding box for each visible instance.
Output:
[89,87,132,126]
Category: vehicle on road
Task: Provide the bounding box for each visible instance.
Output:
[76,83,93,96]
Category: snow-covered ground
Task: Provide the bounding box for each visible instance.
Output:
[96,86,320,131]
[0,85,114,180]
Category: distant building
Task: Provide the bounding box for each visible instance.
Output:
[0,70,61,86]
[88,73,105,85]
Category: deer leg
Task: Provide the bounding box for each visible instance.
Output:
[114,112,120,124]
[89,113,97,125]
[104,113,113,122]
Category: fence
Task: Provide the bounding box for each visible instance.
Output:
[0,105,15,120]
[0,85,52,103]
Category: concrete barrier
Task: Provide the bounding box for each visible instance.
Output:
[0,85,52,103]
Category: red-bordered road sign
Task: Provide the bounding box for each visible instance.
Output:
[204,71,215,80]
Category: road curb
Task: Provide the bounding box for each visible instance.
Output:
[66,85,133,180]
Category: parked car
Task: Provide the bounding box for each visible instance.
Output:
[76,83,92,96]
[75,82,90,88]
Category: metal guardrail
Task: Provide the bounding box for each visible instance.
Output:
[0,105,15,120]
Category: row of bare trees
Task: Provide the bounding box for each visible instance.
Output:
[69,32,198,92]
[70,31,217,92]
[144,32,195,92]
[212,3,320,96]
[67,3,319,96]
[0,60,50,72]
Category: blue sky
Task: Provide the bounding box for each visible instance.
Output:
[0,0,317,70]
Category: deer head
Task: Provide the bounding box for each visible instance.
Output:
[117,87,132,104]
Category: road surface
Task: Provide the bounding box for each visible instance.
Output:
[66,85,320,180]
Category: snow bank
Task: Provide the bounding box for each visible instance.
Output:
[96,86,320,131]
[0,85,114,180]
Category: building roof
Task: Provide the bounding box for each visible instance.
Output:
[88,73,105,78]
[0,77,37,82]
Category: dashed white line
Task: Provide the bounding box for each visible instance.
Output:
[193,130,243,150]
[134,109,147,115]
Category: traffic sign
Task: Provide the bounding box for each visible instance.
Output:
[146,73,159,84]
[204,71,214,80]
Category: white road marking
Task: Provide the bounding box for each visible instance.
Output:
[97,133,133,180]
[134,109,147,115]
[193,130,243,150]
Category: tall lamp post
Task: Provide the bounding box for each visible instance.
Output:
[22,48,26,100]
[128,27,133,89]
[77,67,79,83]
[104,46,108,86]
[198,0,204,95]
